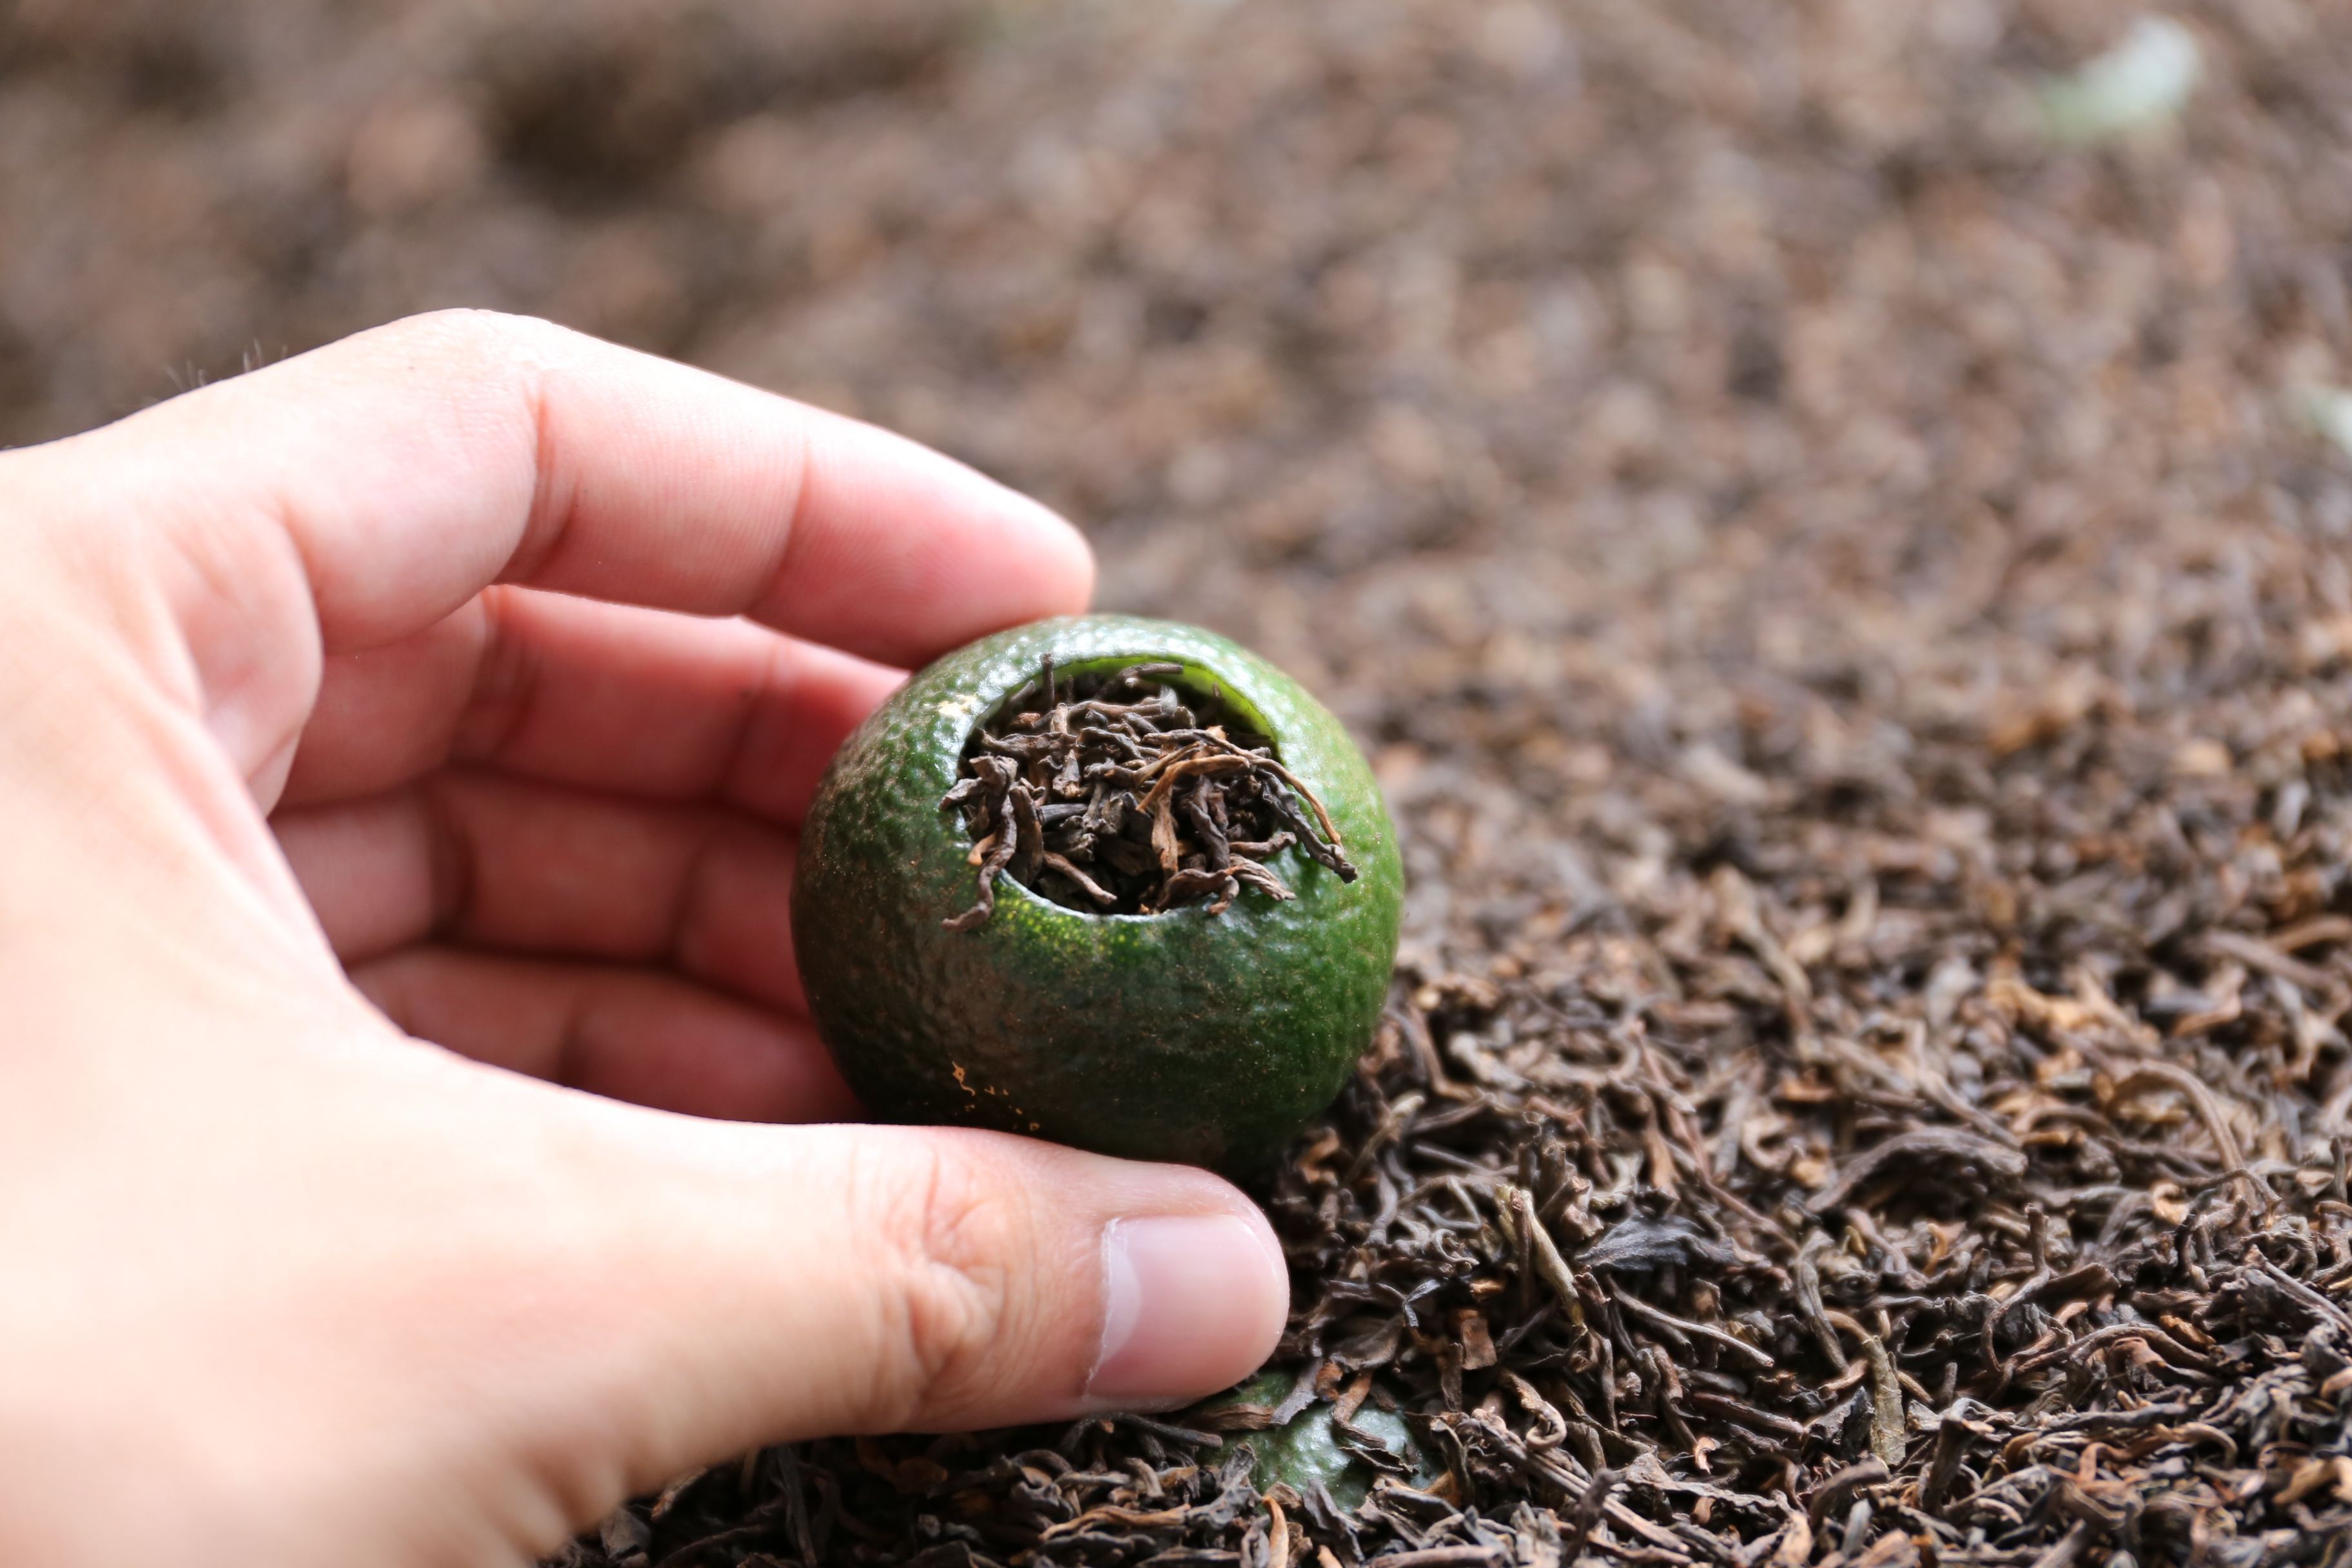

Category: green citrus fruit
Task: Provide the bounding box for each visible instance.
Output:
[791,614,1404,1170]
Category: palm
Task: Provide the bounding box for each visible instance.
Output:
[269,587,896,1121]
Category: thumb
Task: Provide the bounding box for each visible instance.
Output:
[522,1110,1289,1493]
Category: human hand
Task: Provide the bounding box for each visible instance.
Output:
[0,312,1288,1566]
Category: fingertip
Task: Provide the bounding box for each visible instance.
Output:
[941,1137,1285,1416]
[1083,1200,1288,1409]
[772,1128,1288,1431]
[756,415,1096,667]
[1009,489,1097,620]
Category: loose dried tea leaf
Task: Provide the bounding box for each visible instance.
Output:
[1578,1213,1738,1275]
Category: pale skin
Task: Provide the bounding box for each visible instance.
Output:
[0,311,1289,1566]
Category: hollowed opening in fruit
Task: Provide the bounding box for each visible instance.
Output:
[940,654,1349,925]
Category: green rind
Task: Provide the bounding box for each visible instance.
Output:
[792,614,1405,1170]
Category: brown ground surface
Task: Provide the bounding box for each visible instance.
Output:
[8,2,2352,1565]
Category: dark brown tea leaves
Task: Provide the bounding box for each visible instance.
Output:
[941,660,1357,929]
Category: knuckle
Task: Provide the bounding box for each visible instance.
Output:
[382,306,562,359]
[365,309,578,411]
[868,1142,1025,1421]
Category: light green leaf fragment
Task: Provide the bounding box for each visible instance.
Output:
[2039,17,2200,144]
[1245,1398,1427,1511]
[2297,385,2352,462]
[1193,1371,1436,1511]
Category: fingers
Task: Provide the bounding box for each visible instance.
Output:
[40,309,1090,783]
[541,1117,1289,1476]
[272,770,807,1013]
[277,588,901,820]
[127,309,1094,658]
[353,948,858,1124]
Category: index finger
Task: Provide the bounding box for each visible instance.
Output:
[42,309,1093,666]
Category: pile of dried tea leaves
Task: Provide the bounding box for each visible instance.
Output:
[942,660,1357,928]
[567,940,2352,1568]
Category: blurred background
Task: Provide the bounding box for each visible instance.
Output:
[5,0,2352,1079]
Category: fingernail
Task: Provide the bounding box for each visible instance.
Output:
[1088,1214,1288,1406]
